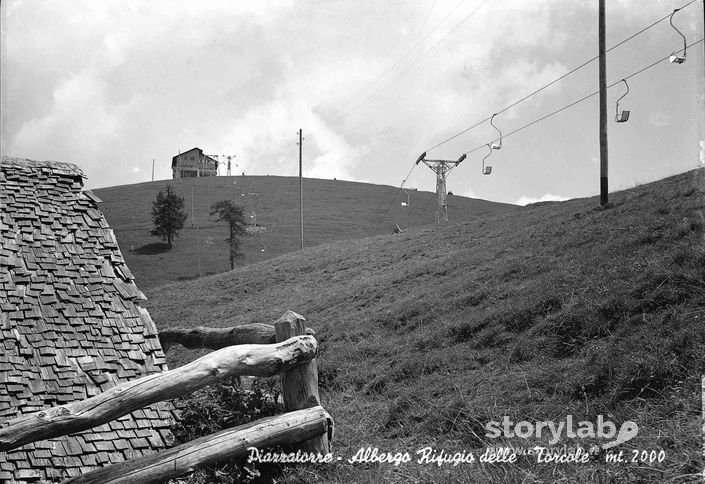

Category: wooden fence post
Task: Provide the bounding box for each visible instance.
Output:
[274,311,329,454]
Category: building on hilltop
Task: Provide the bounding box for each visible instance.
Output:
[0,157,176,483]
[171,148,218,179]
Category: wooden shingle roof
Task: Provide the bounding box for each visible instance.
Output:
[0,157,175,483]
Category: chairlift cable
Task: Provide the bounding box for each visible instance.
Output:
[380,2,699,224]
[459,38,703,157]
[424,0,698,153]
[401,186,410,207]
[374,162,418,234]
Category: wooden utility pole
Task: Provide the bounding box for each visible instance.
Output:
[196,224,201,277]
[599,0,608,206]
[151,158,155,182]
[298,129,304,250]
[701,1,705,166]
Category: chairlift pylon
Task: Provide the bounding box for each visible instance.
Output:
[615,79,630,123]
[482,144,493,175]
[490,113,502,150]
[669,9,687,64]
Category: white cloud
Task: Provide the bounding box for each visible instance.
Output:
[459,186,479,199]
[308,126,357,180]
[649,112,671,127]
[2,0,700,200]
[10,70,128,161]
[515,193,570,206]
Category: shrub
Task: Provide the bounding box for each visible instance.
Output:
[171,377,284,483]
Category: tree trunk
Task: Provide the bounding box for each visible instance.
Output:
[229,225,235,269]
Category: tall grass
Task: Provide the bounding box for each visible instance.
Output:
[149,169,704,483]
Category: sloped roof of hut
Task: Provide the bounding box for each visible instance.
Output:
[0,157,175,483]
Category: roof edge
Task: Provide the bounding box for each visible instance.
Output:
[1,156,86,178]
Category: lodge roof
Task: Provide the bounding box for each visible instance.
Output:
[0,157,176,483]
[171,148,217,168]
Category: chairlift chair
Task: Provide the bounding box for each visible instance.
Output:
[482,144,493,175]
[615,79,630,123]
[490,113,502,150]
[669,9,687,64]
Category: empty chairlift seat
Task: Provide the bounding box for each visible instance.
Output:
[482,144,493,175]
[669,9,687,64]
[615,79,631,123]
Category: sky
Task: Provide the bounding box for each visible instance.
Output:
[1,0,703,205]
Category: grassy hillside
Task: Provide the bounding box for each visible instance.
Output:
[145,169,704,483]
[94,175,516,290]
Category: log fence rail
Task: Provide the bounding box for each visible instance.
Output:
[0,311,331,484]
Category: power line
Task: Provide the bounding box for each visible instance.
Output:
[340,0,462,114]
[306,0,466,134]
[373,2,700,229]
[424,0,699,153]
[419,0,437,36]
[403,37,702,220]
[321,0,491,132]
[377,38,702,222]
[460,38,704,157]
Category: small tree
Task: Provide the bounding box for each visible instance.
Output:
[210,200,247,270]
[151,184,188,249]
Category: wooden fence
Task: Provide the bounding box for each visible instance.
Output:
[0,311,332,484]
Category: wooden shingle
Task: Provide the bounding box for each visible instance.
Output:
[0,157,176,484]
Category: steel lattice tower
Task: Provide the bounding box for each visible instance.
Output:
[415,152,466,227]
